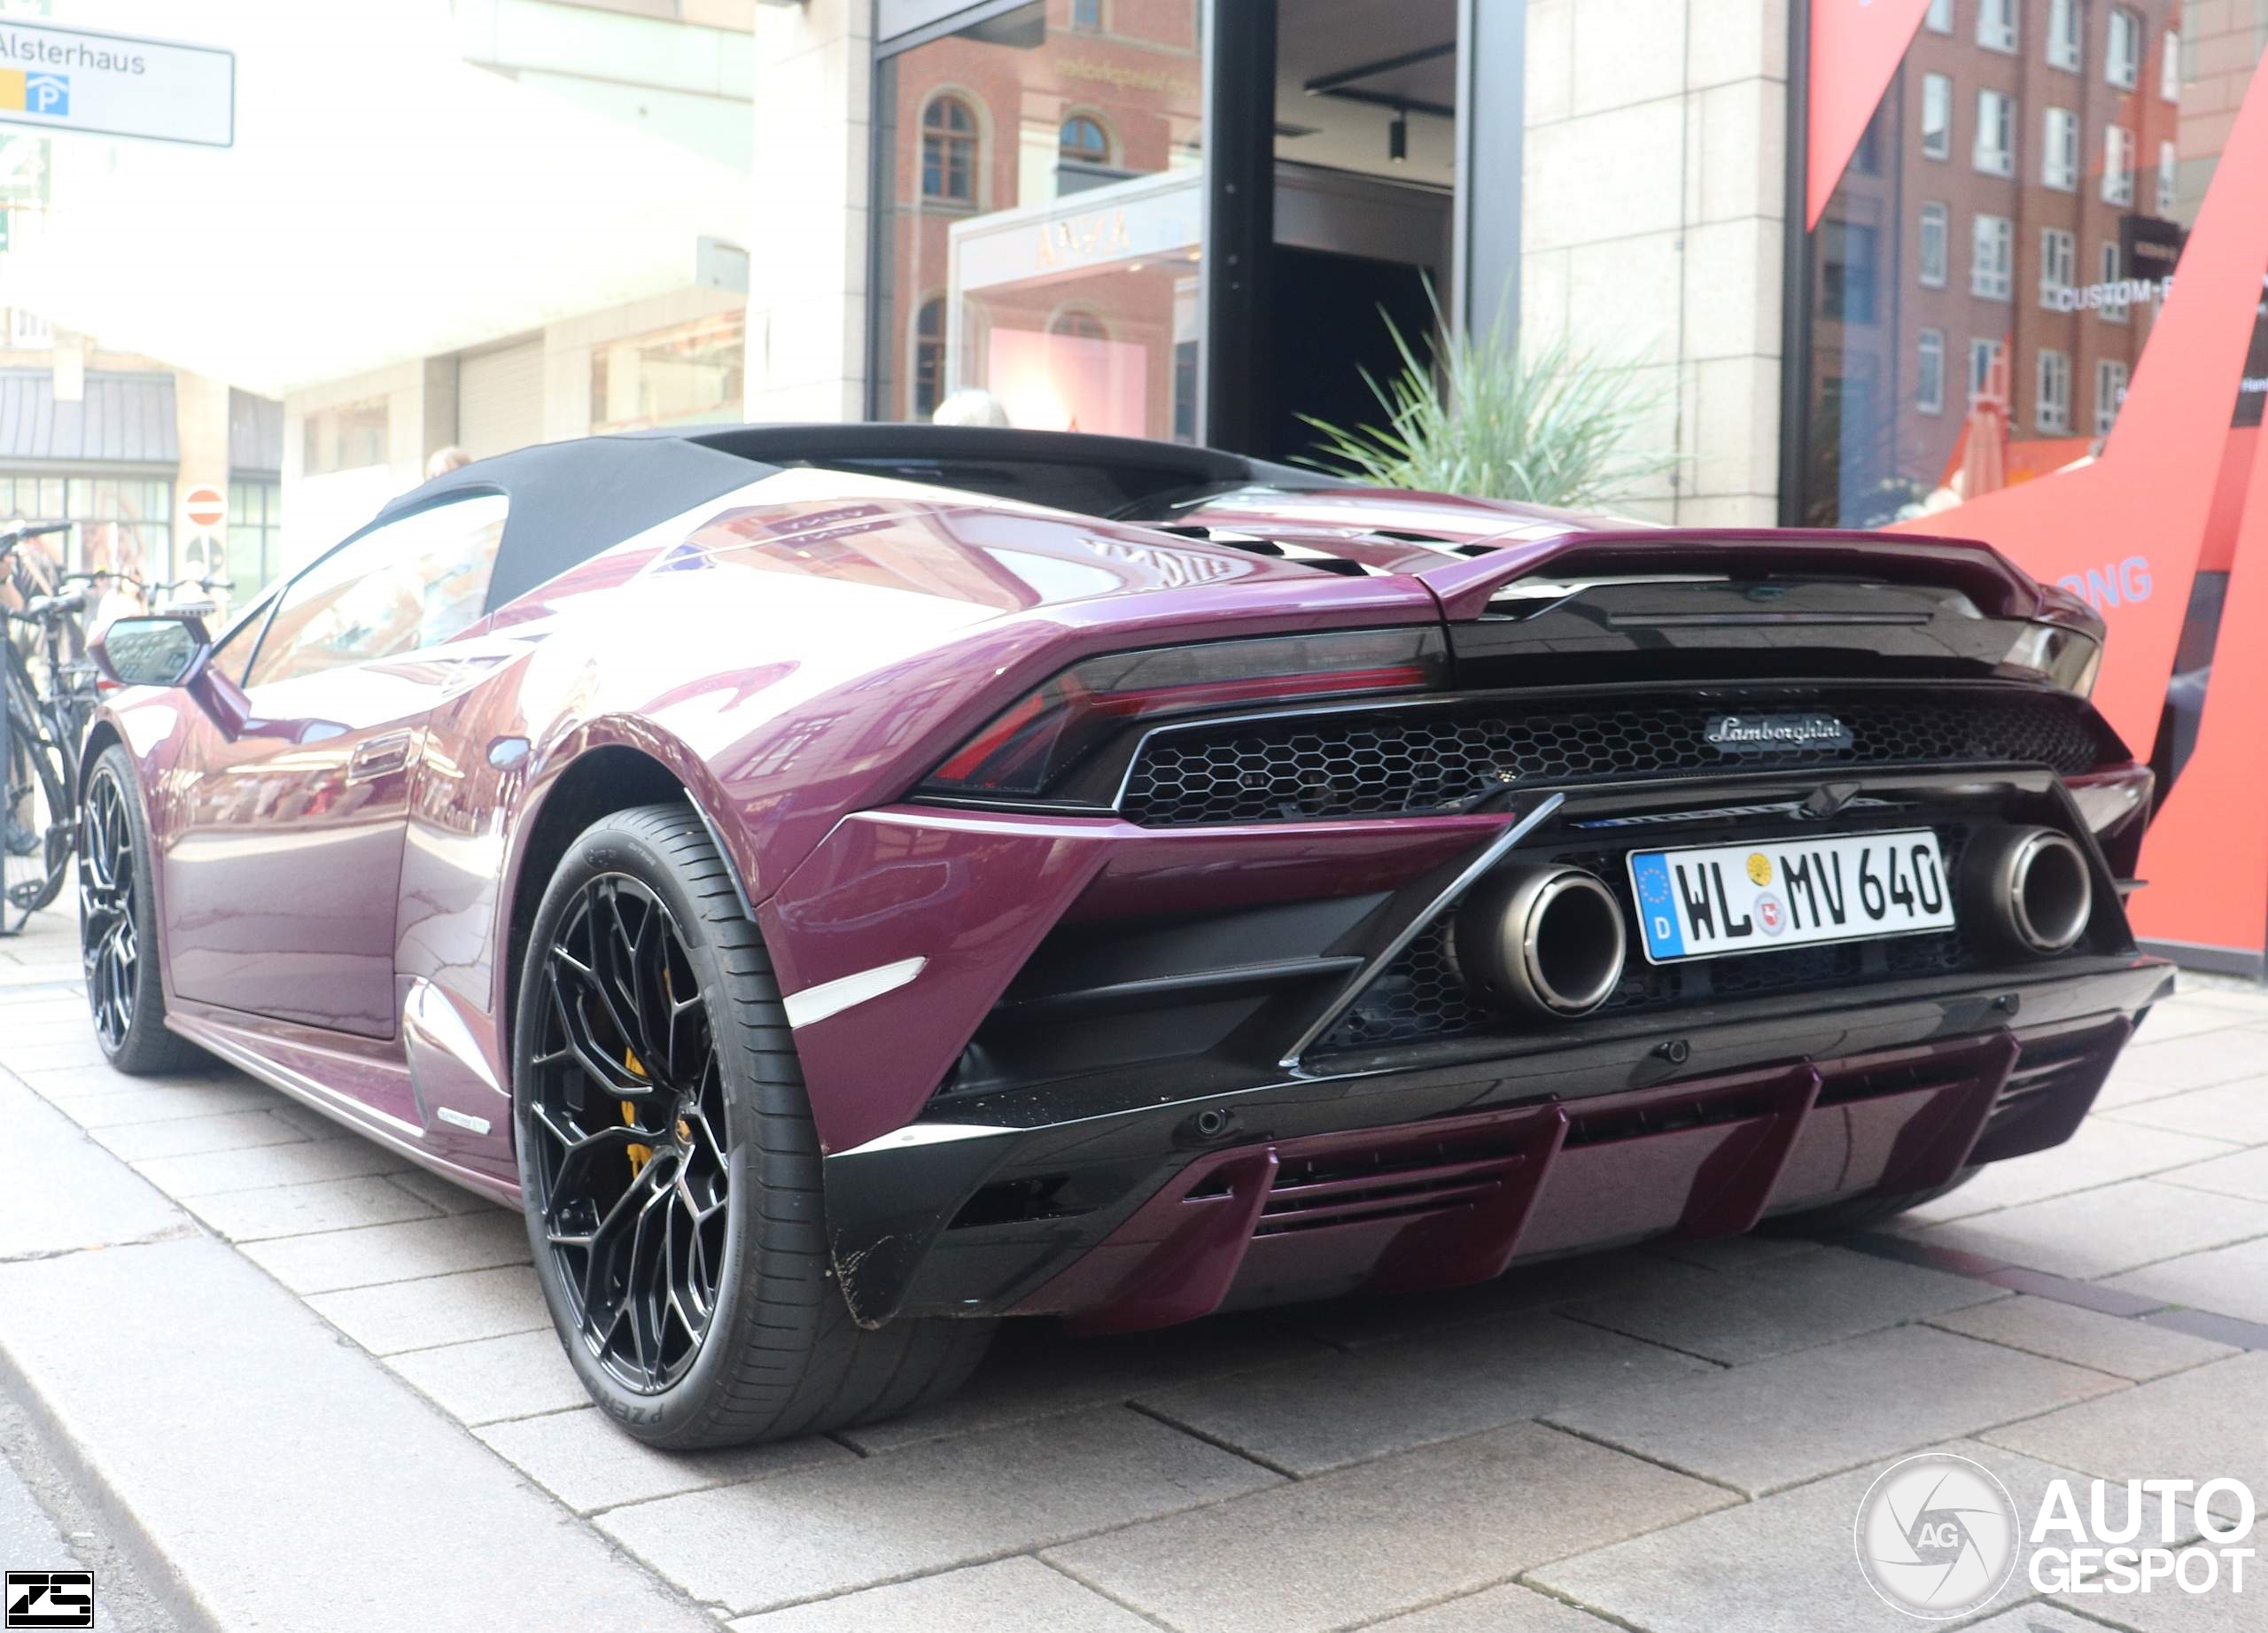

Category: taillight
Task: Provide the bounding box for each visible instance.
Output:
[920,626,1448,798]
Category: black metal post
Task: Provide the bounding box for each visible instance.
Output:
[1779,0,1814,526]
[1202,0,1277,454]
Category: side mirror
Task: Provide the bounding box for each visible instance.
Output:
[92,615,211,688]
[91,613,253,738]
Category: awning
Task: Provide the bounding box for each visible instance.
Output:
[0,369,177,465]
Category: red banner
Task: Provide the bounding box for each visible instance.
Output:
[1806,12,2268,961]
[1806,0,1934,230]
[2129,428,2268,958]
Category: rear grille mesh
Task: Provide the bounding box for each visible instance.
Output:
[1119,689,2101,827]
[1321,826,1978,1053]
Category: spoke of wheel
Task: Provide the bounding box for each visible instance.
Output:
[673,1172,722,1316]
[622,1163,675,1386]
[610,882,672,1085]
[556,918,643,1071]
[532,1099,605,1155]
[664,991,703,1090]
[574,1173,648,1334]
[681,1102,728,1178]
[545,967,651,1099]
[541,1123,648,1209]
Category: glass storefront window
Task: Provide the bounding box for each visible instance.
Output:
[871,0,1206,440]
[589,311,745,433]
[0,472,171,581]
[302,397,390,477]
[1796,0,2256,532]
[227,477,284,596]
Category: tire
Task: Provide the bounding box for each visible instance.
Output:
[1764,1169,1978,1235]
[512,804,994,1449]
[79,746,202,1074]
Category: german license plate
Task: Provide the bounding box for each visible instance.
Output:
[1627,829,1954,964]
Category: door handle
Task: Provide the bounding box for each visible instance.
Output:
[346,729,416,783]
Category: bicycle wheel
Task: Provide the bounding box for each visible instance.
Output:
[2,657,73,919]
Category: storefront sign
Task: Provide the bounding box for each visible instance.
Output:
[2044,277,2170,315]
[0,21,234,148]
[1053,57,1197,100]
[951,167,1200,293]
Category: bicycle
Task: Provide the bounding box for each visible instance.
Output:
[3,521,78,930]
[2,536,233,932]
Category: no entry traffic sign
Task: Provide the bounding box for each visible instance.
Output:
[183,486,225,532]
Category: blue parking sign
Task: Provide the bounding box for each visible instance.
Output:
[26,74,68,117]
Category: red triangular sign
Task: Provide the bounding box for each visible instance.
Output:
[1808,0,1935,229]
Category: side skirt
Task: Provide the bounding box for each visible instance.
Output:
[163,1001,521,1208]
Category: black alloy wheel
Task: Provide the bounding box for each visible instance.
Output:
[526,873,731,1394]
[75,746,199,1074]
[79,765,139,1051]
[514,805,993,1448]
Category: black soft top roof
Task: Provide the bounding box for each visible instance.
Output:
[372,424,1339,614]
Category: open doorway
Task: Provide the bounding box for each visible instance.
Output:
[1265,0,1456,466]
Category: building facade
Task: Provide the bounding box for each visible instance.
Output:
[0,313,282,603]
[1800,0,2210,532]
[1,0,757,578]
[747,0,1802,526]
[271,0,760,568]
[746,0,2258,546]
[281,280,750,569]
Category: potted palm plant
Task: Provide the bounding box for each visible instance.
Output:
[1301,292,1676,509]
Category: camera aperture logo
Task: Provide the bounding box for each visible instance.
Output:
[1854,1454,2020,1618]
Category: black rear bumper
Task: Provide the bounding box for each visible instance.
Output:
[821,948,2171,1326]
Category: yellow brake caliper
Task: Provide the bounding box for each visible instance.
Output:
[622,1046,652,1176]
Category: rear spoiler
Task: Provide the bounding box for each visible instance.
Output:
[1414,528,2075,625]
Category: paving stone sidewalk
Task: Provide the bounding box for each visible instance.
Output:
[5,906,2268,1631]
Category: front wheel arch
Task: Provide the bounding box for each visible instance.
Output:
[77,719,125,798]
[500,744,741,1075]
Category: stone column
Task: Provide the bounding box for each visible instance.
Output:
[744,0,872,421]
[172,370,231,585]
[1519,0,1790,526]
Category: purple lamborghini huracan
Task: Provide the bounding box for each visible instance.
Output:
[78,424,2166,1446]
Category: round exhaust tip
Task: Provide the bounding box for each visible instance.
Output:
[1973,827,2093,956]
[1456,866,1628,1019]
